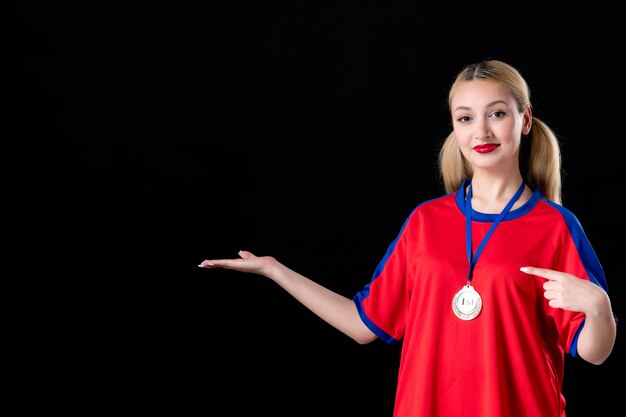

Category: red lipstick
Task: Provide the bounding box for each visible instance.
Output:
[473,144,500,154]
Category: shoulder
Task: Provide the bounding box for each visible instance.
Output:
[400,192,459,230]
[411,191,458,215]
[538,198,585,230]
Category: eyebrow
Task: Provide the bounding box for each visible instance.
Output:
[453,99,509,112]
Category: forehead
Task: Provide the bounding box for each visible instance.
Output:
[451,79,514,110]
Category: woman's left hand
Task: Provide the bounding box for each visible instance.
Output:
[520,266,607,314]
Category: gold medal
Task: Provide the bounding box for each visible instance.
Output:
[452,284,482,320]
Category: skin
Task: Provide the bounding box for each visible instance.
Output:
[451,79,534,213]
[200,78,616,364]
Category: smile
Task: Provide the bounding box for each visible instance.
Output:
[473,144,500,154]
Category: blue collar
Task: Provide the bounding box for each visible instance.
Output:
[454,178,543,222]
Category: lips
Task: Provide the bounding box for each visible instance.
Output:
[473,144,500,154]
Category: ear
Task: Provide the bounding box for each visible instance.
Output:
[522,106,532,135]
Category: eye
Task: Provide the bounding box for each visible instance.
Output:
[456,115,472,123]
[490,111,506,119]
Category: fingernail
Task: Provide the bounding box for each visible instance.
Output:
[520,267,528,272]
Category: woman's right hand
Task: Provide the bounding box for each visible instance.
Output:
[198,250,278,277]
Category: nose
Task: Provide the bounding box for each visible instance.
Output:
[473,118,492,141]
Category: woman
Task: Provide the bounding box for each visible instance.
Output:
[199,59,616,417]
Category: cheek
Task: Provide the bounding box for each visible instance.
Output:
[495,124,522,150]
[497,119,522,138]
[454,128,472,150]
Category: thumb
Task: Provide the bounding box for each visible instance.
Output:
[238,250,256,259]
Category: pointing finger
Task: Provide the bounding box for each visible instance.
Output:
[520,266,561,281]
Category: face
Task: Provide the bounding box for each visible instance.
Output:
[450,79,531,174]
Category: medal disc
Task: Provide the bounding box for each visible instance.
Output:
[452,284,482,320]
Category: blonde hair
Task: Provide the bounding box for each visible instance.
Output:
[437,59,562,204]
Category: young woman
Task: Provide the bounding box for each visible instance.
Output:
[199,59,616,417]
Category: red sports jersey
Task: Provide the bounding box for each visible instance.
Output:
[353,181,609,417]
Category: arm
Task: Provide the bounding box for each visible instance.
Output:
[520,266,617,365]
[199,250,378,344]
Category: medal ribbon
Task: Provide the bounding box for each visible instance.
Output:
[465,181,525,283]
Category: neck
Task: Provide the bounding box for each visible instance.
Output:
[468,172,529,214]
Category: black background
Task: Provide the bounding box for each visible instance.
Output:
[18,3,624,416]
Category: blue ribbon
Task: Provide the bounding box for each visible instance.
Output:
[465,181,525,283]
